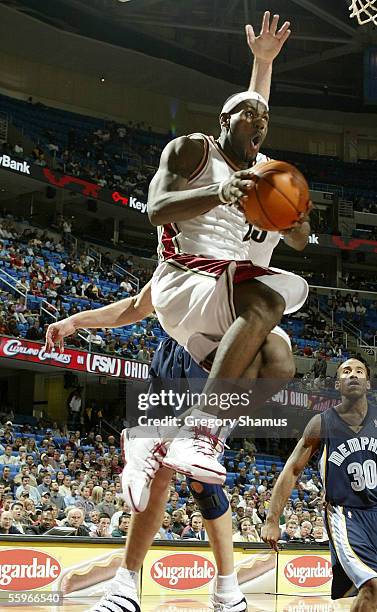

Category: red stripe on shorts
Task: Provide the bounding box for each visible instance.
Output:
[167,253,279,284]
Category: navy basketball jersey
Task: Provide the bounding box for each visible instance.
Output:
[318,404,377,508]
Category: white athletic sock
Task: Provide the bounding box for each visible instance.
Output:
[114,567,138,591]
[215,571,242,600]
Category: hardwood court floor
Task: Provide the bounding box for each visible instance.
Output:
[0,594,357,612]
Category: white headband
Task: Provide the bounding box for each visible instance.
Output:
[221,91,269,114]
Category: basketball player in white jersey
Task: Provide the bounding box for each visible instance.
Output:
[77,12,308,612]
[146,20,311,483]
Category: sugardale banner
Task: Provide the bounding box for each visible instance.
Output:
[0,336,149,380]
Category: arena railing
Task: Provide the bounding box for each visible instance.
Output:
[39,298,91,347]
[112,262,140,292]
[0,268,28,305]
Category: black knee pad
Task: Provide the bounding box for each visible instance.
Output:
[187,478,229,520]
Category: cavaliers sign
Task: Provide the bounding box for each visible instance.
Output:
[0,336,149,380]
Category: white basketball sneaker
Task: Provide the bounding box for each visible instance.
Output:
[211,595,248,611]
[162,408,227,484]
[87,568,140,612]
[121,426,167,512]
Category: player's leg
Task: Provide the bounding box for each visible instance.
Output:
[351,578,377,612]
[88,466,172,612]
[206,279,286,380]
[122,466,172,571]
[163,279,286,481]
[326,505,377,611]
[189,479,247,611]
[243,329,295,420]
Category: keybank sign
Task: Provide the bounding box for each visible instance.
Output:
[0,155,30,174]
[111,191,148,214]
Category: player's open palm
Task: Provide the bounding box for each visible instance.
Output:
[44,319,76,352]
[246,11,291,63]
[261,521,280,552]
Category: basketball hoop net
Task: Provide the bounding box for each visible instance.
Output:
[349,0,377,25]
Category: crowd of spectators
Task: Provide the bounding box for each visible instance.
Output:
[5,91,377,220]
[0,418,328,544]
[54,120,162,200]
[0,215,160,362]
[0,213,356,364]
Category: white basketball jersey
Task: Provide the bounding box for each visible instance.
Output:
[158,133,281,266]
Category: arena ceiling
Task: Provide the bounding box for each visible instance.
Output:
[1,0,377,112]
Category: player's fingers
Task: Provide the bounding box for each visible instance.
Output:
[231,187,246,200]
[269,14,280,36]
[234,179,254,189]
[276,21,291,38]
[245,24,255,46]
[45,328,54,351]
[278,29,291,46]
[59,340,64,353]
[234,169,256,179]
[261,10,270,34]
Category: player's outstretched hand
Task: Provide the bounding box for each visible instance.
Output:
[246,11,291,63]
[44,318,76,353]
[219,169,256,206]
[261,521,280,552]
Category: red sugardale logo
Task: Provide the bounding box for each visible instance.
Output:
[284,555,332,587]
[0,549,61,591]
[150,554,215,590]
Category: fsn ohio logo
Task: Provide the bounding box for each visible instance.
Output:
[150,554,215,590]
[0,549,61,591]
[284,556,332,588]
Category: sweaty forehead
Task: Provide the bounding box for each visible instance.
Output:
[338,359,367,375]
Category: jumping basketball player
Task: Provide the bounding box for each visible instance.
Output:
[146,12,311,484]
[46,12,308,612]
[262,358,377,612]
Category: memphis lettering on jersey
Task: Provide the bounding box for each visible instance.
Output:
[0,155,30,174]
[328,437,377,466]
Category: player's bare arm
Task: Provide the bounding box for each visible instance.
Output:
[246,11,291,102]
[148,136,255,225]
[44,280,153,351]
[262,414,321,550]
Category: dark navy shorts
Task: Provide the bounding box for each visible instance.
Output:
[326,504,377,599]
[147,336,207,419]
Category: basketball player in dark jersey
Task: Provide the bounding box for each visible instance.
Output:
[262,358,377,612]
[46,279,293,612]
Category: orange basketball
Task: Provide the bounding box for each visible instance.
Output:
[243,160,310,231]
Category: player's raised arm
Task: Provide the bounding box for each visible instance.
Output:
[246,11,291,103]
[44,280,154,351]
[148,137,254,226]
[262,414,322,550]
